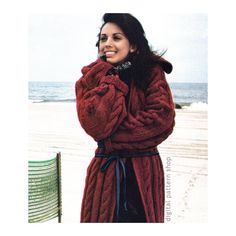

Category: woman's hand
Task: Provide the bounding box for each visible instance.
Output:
[81,59,114,89]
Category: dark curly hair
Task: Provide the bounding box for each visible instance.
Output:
[96,13,172,89]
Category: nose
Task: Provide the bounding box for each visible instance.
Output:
[104,37,113,48]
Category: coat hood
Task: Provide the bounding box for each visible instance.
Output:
[158,57,173,74]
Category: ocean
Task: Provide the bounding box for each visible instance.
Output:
[28,82,208,110]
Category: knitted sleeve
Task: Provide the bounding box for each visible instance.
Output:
[75,59,128,141]
[111,66,175,150]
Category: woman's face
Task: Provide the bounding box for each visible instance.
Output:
[98,22,133,65]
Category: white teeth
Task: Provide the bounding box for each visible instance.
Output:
[105,51,116,56]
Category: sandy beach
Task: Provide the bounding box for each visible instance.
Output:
[28,102,208,223]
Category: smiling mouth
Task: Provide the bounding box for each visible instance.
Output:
[105,51,116,57]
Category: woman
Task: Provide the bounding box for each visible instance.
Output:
[75,13,175,223]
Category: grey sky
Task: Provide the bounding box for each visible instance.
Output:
[29,13,207,83]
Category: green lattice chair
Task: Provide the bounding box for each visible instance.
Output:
[28,152,62,223]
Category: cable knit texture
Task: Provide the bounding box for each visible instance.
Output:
[75,58,175,222]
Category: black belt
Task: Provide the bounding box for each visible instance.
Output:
[95,141,159,222]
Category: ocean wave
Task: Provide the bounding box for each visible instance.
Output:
[29,99,76,103]
[28,99,44,103]
[183,102,208,111]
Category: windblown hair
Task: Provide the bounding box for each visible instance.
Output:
[96,13,169,89]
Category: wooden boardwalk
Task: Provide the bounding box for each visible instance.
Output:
[28,103,208,223]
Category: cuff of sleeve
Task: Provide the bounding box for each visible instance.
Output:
[82,76,99,89]
[100,75,129,95]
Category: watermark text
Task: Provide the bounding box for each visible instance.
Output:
[165,156,172,222]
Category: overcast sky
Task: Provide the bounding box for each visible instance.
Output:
[29,12,207,83]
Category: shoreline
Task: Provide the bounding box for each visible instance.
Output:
[28,100,208,111]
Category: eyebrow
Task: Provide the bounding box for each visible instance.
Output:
[100,32,125,37]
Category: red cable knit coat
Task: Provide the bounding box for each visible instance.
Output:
[75,58,175,222]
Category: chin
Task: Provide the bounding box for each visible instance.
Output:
[106,58,118,65]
